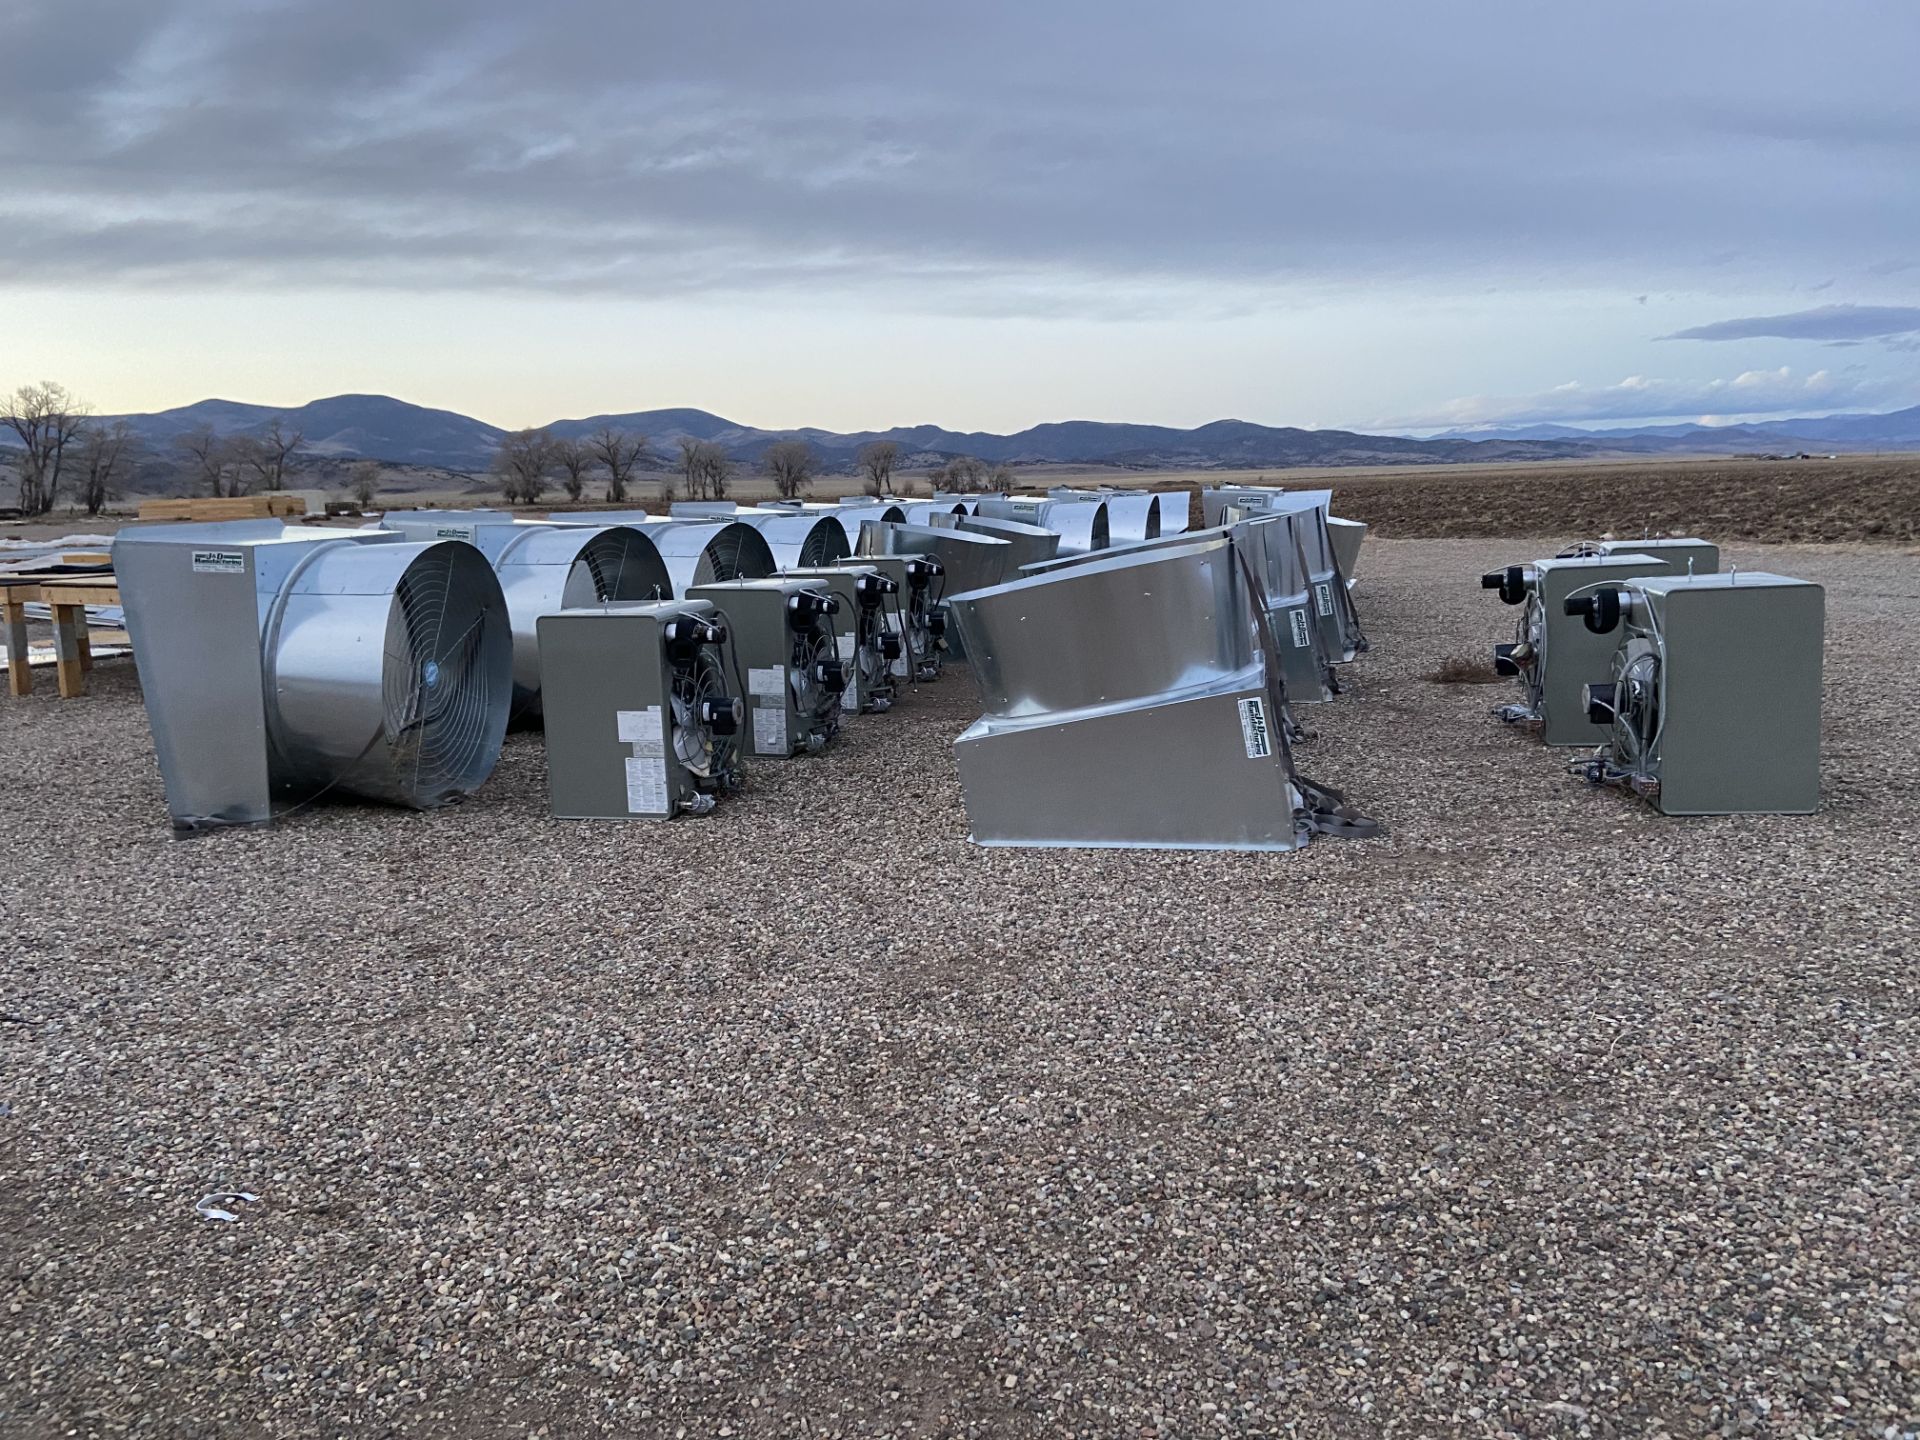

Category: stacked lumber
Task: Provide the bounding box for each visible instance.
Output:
[136,494,308,522]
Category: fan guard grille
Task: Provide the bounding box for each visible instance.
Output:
[379,545,513,804]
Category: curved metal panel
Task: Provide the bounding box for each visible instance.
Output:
[957,515,1060,571]
[730,512,853,569]
[948,537,1251,718]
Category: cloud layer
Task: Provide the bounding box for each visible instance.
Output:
[1664,305,1920,343]
[1403,367,1913,430]
[3,0,1918,309]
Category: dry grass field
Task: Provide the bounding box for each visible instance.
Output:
[3,537,1917,1438]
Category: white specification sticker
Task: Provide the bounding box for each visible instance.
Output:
[1314,582,1334,617]
[191,550,246,575]
[841,667,860,712]
[434,525,477,542]
[1237,696,1272,759]
[623,754,670,815]
[836,634,856,660]
[1287,608,1312,649]
[747,666,785,699]
[616,707,664,750]
[752,705,788,755]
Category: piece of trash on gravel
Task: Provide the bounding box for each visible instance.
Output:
[196,1191,260,1223]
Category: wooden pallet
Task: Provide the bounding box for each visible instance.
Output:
[136,494,308,523]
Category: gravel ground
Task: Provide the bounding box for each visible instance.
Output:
[3,538,1917,1439]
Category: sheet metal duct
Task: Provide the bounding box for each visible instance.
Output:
[1327,517,1367,581]
[1153,491,1194,535]
[1048,489,1161,544]
[974,497,1110,555]
[857,521,1010,598]
[816,503,906,547]
[1016,517,1335,704]
[722,511,851,569]
[945,536,1327,850]
[957,515,1061,571]
[113,521,512,830]
[376,516,671,710]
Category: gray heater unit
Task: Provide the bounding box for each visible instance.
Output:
[782,564,903,712]
[957,514,1062,571]
[857,521,1011,659]
[1572,572,1823,814]
[832,552,944,682]
[377,514,670,711]
[1594,537,1719,577]
[732,511,853,569]
[112,521,512,831]
[945,535,1376,850]
[1481,552,1666,745]
[975,497,1110,555]
[687,578,848,755]
[537,600,744,819]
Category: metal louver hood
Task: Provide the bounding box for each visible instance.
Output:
[112,521,512,830]
[857,521,1011,597]
[943,536,1345,851]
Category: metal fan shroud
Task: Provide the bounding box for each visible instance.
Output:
[266,540,512,809]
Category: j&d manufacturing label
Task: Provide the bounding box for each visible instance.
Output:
[1314,582,1334,617]
[1288,608,1312,648]
[191,550,246,575]
[1237,697,1272,759]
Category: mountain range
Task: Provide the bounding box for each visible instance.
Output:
[10,393,1920,473]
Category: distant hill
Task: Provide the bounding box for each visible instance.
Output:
[1435,403,1920,451]
[8,393,1919,475]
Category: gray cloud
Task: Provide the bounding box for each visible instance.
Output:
[2,0,1919,309]
[1663,305,1920,343]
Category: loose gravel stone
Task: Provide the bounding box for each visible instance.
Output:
[1,538,1915,1438]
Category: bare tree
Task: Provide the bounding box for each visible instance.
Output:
[762,439,815,501]
[176,424,244,497]
[678,437,706,500]
[241,418,305,491]
[73,420,138,516]
[554,438,595,502]
[928,455,996,494]
[347,460,382,510]
[698,440,732,500]
[493,428,556,505]
[2,382,92,514]
[589,426,647,503]
[856,440,900,497]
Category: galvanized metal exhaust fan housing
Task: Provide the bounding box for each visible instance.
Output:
[976,497,1110,556]
[1049,488,1161,544]
[113,521,513,830]
[730,511,853,569]
[557,516,778,597]
[379,515,671,708]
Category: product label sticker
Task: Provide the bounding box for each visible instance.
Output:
[434,525,477,542]
[841,669,859,712]
[837,634,856,660]
[1237,696,1272,759]
[1287,608,1312,648]
[190,550,246,575]
[615,707,664,749]
[753,706,788,755]
[1314,582,1334,617]
[623,755,670,815]
[747,666,785,699]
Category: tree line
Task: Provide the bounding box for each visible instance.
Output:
[4,379,1013,516]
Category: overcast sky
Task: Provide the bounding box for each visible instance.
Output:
[2,0,1916,433]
